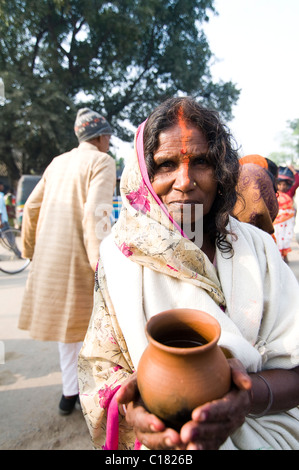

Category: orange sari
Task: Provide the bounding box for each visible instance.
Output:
[274,192,295,224]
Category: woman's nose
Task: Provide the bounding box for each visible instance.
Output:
[173,162,194,191]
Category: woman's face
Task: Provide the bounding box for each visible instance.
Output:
[151,123,218,225]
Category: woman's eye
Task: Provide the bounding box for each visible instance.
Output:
[156,160,175,170]
[194,156,207,163]
[194,156,207,165]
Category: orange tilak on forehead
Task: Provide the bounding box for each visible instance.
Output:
[177,107,193,155]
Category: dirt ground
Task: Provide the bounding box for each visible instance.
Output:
[1,240,299,450]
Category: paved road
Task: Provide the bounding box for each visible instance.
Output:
[1,239,299,450]
[0,269,92,450]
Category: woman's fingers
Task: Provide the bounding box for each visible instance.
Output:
[127,401,166,433]
[116,375,183,449]
[228,358,252,391]
[115,372,139,404]
[125,402,182,450]
[180,360,253,450]
[134,426,183,450]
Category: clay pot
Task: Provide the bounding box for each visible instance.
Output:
[137,308,231,430]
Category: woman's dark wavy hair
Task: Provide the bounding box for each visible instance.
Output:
[143,96,240,254]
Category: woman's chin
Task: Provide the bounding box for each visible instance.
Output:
[167,204,203,226]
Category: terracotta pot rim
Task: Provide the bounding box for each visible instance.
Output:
[146,308,221,355]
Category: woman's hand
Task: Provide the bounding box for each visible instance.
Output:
[116,359,252,450]
[115,373,183,450]
[180,358,252,450]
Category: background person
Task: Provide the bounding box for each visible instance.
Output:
[274,165,299,262]
[233,156,279,235]
[19,108,116,415]
[4,187,16,227]
[78,97,299,450]
[0,183,10,230]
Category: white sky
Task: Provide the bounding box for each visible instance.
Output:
[113,0,299,160]
[204,0,299,157]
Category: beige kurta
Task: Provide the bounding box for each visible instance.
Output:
[18,142,116,343]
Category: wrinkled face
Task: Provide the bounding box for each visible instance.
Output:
[151,122,218,226]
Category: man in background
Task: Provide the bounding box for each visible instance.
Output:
[19,108,116,415]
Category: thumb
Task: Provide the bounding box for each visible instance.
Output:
[228,358,252,391]
[115,373,139,405]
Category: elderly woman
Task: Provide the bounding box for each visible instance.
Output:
[78,97,299,450]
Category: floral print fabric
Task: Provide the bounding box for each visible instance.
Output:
[78,258,137,449]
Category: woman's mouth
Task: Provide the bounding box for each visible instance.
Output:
[166,201,203,223]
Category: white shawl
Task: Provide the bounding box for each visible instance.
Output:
[100,217,299,450]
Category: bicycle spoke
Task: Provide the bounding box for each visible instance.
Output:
[0,228,30,274]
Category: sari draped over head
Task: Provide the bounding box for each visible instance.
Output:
[112,121,225,306]
[233,163,279,235]
[239,154,268,169]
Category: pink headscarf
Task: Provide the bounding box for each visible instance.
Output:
[135,120,187,238]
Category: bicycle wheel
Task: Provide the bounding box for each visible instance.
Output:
[0,228,30,274]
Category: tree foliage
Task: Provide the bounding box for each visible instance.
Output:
[0,0,240,182]
[289,119,299,163]
[269,119,299,166]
